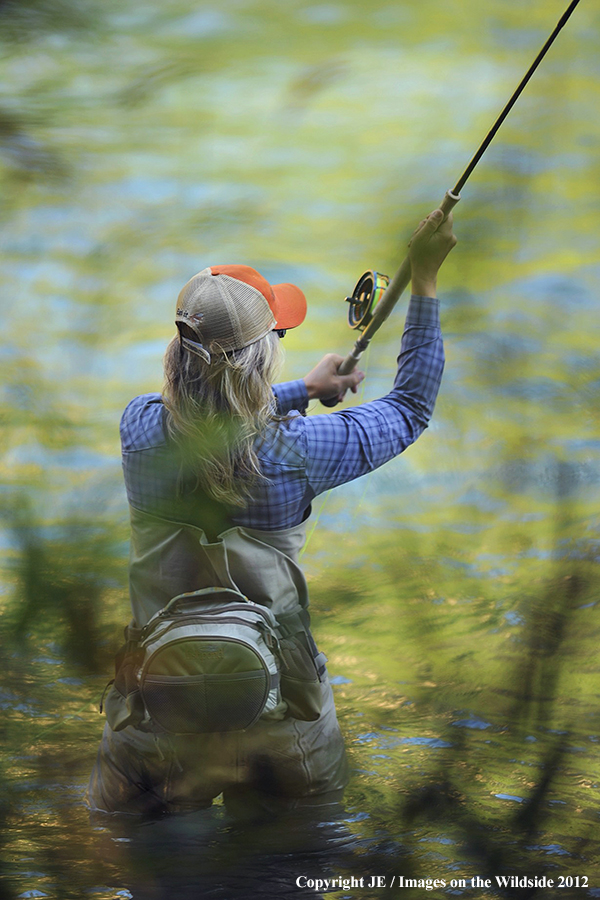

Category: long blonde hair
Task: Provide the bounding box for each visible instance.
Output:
[162,328,284,507]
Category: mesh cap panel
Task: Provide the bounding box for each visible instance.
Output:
[176,268,276,353]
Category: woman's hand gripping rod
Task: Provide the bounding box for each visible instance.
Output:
[320,190,459,407]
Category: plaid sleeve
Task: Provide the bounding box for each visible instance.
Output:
[272,379,309,415]
[303,295,444,495]
[120,393,165,450]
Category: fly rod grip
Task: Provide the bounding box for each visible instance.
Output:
[320,190,460,408]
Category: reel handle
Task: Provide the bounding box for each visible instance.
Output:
[320,189,460,408]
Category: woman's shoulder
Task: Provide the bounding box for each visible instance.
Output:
[120,393,166,451]
[255,412,308,468]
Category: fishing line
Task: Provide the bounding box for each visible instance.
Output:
[299,490,332,558]
[31,695,97,741]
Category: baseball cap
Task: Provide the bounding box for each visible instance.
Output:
[175,265,307,363]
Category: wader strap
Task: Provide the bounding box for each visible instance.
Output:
[277,608,326,677]
[125,620,143,643]
[276,609,307,637]
[313,654,327,678]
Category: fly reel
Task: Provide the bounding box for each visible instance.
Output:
[345,270,390,330]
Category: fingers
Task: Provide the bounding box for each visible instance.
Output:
[437,210,454,235]
[437,212,457,251]
[409,209,445,246]
[424,209,453,231]
[410,209,456,247]
[304,357,364,402]
[338,372,364,390]
[425,208,444,228]
[337,370,364,398]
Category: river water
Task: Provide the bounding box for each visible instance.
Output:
[1,0,600,897]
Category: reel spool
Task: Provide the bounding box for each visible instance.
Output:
[345,270,390,330]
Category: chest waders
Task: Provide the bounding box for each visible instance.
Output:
[102,509,327,735]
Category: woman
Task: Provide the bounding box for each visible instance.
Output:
[87,209,456,819]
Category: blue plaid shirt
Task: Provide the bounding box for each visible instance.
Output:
[120,296,444,531]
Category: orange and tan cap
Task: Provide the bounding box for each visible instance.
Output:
[175,265,307,363]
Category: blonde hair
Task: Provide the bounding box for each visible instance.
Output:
[162,329,284,507]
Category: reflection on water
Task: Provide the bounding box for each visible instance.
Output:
[2,0,600,896]
[89,805,361,900]
[4,497,600,897]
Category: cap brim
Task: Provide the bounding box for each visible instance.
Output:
[271,282,307,330]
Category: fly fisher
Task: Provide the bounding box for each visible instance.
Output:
[87,0,581,819]
[87,218,455,818]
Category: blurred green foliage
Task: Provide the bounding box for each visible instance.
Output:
[1,0,600,896]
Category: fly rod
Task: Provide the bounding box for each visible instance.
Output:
[322,0,582,406]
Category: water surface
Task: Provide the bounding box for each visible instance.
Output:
[1,0,600,896]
